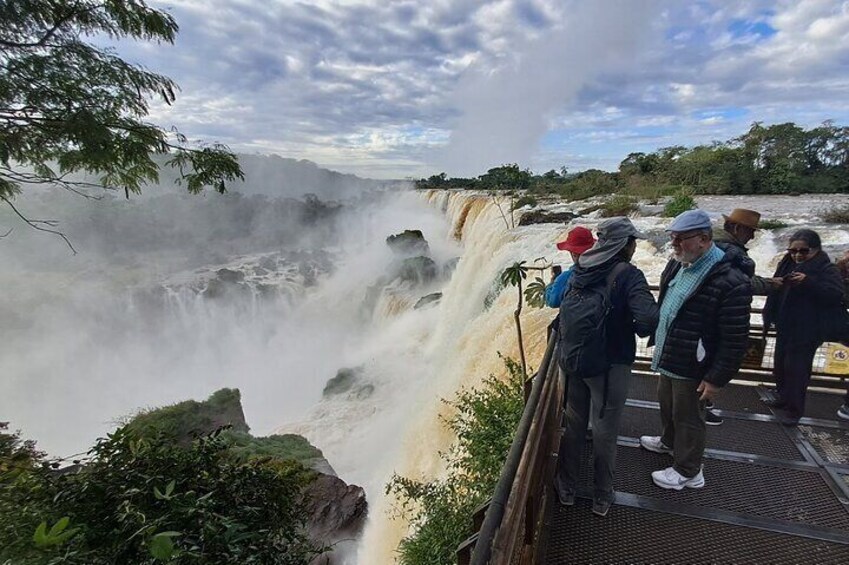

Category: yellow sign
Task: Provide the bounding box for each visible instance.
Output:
[824,343,849,375]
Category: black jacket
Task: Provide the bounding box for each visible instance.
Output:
[650,252,753,387]
[713,228,774,295]
[763,251,845,344]
[567,258,659,365]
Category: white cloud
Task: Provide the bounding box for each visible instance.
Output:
[96,0,849,178]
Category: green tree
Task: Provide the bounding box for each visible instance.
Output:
[0,0,243,249]
[1,424,322,564]
[478,164,532,191]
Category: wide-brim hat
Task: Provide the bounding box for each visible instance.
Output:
[723,208,761,230]
[556,226,596,254]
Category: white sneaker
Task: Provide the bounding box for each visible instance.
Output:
[639,435,672,454]
[651,466,705,490]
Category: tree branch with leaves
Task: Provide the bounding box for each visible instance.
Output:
[0,0,244,250]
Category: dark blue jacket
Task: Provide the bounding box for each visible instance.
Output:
[565,258,659,365]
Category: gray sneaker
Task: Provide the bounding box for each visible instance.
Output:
[639,435,673,454]
[838,404,849,421]
[592,498,611,517]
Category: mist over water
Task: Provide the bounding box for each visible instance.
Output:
[0,168,454,459]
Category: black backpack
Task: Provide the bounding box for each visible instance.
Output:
[558,262,629,414]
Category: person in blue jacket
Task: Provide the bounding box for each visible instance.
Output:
[545,226,596,307]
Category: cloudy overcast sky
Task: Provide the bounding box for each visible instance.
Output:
[118,0,849,179]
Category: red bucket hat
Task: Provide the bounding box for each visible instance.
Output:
[556,226,595,254]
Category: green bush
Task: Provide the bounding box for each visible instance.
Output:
[600,194,638,218]
[758,219,788,230]
[821,204,849,224]
[663,190,697,217]
[0,423,323,565]
[387,356,525,565]
[511,195,538,210]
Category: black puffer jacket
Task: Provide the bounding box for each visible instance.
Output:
[650,253,753,387]
[763,251,845,344]
[713,228,774,295]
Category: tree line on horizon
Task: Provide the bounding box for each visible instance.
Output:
[416,121,849,199]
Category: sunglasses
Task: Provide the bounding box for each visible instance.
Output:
[787,248,811,256]
[669,233,702,244]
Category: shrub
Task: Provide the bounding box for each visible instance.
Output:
[511,195,538,210]
[0,424,323,565]
[387,356,525,565]
[821,204,849,224]
[758,219,788,230]
[663,190,697,217]
[600,195,638,217]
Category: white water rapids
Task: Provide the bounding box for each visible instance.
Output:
[2,187,849,563]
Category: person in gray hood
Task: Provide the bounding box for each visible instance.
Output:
[555,217,659,517]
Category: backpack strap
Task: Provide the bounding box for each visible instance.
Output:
[599,261,630,419]
[603,261,630,303]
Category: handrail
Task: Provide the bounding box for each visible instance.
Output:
[467,330,558,565]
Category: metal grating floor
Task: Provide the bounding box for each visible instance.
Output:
[800,425,849,466]
[547,500,849,565]
[542,373,849,564]
[618,404,806,461]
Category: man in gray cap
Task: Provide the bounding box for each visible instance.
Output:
[640,209,752,490]
[555,217,658,516]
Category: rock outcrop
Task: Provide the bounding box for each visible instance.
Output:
[125,389,367,563]
[386,229,430,257]
[414,292,443,309]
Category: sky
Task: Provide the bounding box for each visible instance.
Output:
[113,0,849,179]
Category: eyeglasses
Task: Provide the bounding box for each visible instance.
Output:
[787,248,811,256]
[669,233,702,244]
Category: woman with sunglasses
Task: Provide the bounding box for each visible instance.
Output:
[762,229,846,425]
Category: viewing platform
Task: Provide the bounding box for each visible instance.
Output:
[459,331,849,564]
[544,372,849,563]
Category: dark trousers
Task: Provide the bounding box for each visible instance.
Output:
[658,375,706,479]
[773,337,820,418]
[556,364,631,503]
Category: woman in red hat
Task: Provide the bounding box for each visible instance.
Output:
[544,226,596,307]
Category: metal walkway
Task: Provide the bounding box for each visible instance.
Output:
[541,373,849,564]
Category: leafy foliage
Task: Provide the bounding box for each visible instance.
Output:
[387,356,526,565]
[0,0,242,203]
[600,194,638,217]
[500,261,528,287]
[0,423,323,564]
[415,121,849,197]
[523,277,547,309]
[511,195,538,210]
[758,219,789,230]
[662,190,697,218]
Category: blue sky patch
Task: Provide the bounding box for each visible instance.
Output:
[728,19,777,40]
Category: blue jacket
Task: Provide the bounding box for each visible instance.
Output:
[545,267,574,308]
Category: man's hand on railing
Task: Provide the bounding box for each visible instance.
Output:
[697,380,719,403]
